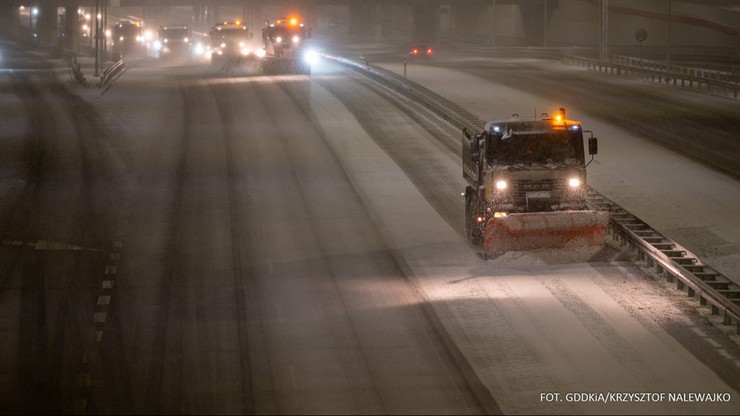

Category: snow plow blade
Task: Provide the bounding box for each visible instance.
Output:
[483,210,610,257]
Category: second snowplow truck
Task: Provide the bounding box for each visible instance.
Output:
[463,108,609,257]
[261,16,312,74]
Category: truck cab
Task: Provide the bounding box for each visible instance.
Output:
[261,16,312,74]
[209,21,258,67]
[156,25,192,60]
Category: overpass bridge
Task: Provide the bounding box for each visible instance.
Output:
[1,1,738,63]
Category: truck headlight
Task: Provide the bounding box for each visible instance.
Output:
[303,49,319,65]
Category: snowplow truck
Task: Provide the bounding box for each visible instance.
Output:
[261,17,311,75]
[209,21,258,68]
[463,108,609,257]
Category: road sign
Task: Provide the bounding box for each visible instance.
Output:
[635,28,648,42]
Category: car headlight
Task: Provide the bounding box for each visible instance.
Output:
[292,35,300,44]
[568,178,581,188]
[495,180,508,190]
[256,49,266,58]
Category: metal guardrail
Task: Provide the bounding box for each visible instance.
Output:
[324,53,740,334]
[69,54,88,87]
[96,57,126,94]
[612,55,740,85]
[589,191,740,333]
[563,55,740,101]
[324,54,484,133]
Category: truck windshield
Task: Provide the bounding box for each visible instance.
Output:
[162,29,189,39]
[113,24,140,39]
[489,131,583,165]
[211,29,248,42]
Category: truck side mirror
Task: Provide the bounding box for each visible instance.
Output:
[588,137,598,155]
[469,133,481,159]
[462,127,471,140]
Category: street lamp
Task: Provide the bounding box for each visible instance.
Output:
[94,0,100,76]
[543,0,547,48]
[31,7,39,38]
[666,0,671,67]
[599,0,608,61]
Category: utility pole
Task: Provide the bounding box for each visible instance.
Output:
[666,0,671,67]
[103,0,107,58]
[490,0,496,46]
[543,0,547,48]
[599,0,608,60]
[94,0,99,76]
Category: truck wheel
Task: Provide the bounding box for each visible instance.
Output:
[465,188,483,246]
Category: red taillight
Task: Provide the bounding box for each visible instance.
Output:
[411,48,418,55]
[426,48,432,55]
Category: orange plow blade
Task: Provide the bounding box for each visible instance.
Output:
[483,210,610,257]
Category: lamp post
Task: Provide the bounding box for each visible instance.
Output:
[665,0,671,68]
[31,7,38,38]
[94,0,99,76]
[490,0,496,46]
[599,0,608,61]
[543,0,547,48]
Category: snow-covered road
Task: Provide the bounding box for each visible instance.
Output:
[2,42,739,413]
[307,70,740,413]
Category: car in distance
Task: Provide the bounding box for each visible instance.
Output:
[408,44,432,58]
